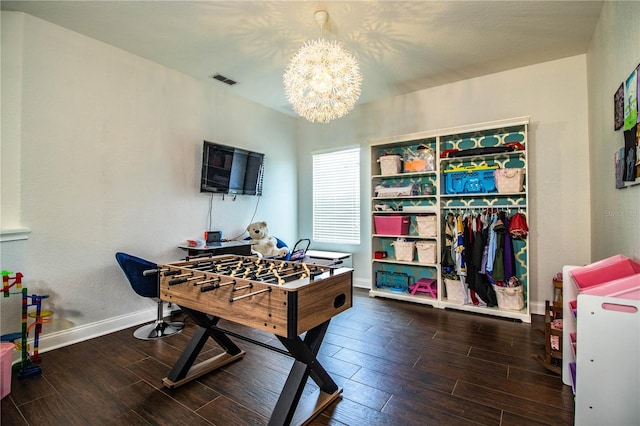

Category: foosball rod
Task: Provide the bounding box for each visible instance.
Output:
[229,286,271,303]
[187,261,214,270]
[197,278,235,292]
[228,258,270,273]
[232,283,253,292]
[142,268,169,276]
[169,275,205,286]
[186,256,239,268]
[258,264,302,277]
[215,259,255,271]
[275,269,310,282]
[194,276,221,286]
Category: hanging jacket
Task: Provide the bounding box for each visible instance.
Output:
[491,212,506,282]
[486,214,498,274]
[441,214,456,268]
[503,215,516,280]
[455,215,466,277]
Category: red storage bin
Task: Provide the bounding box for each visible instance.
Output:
[374,216,410,235]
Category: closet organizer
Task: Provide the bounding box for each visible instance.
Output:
[369,117,530,322]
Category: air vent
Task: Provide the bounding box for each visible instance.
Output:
[210,73,237,86]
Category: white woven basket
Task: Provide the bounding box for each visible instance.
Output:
[493,285,525,310]
[391,240,415,262]
[494,168,525,193]
[415,241,436,264]
[444,278,464,303]
[378,155,402,175]
[416,215,437,237]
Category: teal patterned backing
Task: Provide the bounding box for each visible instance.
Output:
[440,125,525,151]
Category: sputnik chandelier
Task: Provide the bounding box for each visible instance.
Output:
[283,10,363,123]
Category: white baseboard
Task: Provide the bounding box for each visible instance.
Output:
[8,305,177,364]
[529,300,545,316]
[353,277,370,289]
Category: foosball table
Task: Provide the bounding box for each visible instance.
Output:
[157,254,353,426]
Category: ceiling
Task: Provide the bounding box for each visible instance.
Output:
[1,1,604,118]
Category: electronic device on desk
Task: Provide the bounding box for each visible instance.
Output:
[200,141,264,196]
[205,231,221,245]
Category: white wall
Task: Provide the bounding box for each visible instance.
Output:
[297,55,592,312]
[587,1,640,261]
[0,12,297,347]
[4,2,636,348]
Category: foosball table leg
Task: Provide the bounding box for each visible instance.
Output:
[162,309,245,389]
[269,321,342,426]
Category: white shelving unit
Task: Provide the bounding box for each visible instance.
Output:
[562,258,640,425]
[369,130,440,308]
[369,117,531,322]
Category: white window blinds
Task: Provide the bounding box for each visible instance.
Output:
[312,147,360,244]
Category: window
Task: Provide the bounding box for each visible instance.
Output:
[312,147,360,244]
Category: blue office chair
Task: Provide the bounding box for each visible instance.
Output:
[274,237,290,261]
[115,252,184,340]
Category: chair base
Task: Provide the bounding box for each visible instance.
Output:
[134,320,184,340]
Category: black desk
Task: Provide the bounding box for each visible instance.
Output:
[178,240,253,257]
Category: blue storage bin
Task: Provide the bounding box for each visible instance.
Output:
[444,167,498,194]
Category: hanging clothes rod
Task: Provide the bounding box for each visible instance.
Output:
[442,204,526,210]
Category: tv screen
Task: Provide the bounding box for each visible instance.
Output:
[243,152,264,196]
[228,149,248,195]
[200,141,264,196]
[201,141,233,193]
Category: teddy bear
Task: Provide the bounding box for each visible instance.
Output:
[246,221,289,258]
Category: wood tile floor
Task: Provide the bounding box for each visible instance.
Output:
[1,288,573,425]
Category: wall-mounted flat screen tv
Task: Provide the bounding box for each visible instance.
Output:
[200,141,264,196]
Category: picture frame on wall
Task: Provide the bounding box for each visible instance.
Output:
[614,83,624,130]
[624,67,638,131]
[615,125,640,189]
[624,125,637,180]
[615,147,625,189]
[637,63,640,125]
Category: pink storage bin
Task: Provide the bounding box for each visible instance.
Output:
[374,216,410,235]
[0,342,14,399]
[581,273,640,300]
[569,254,640,290]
